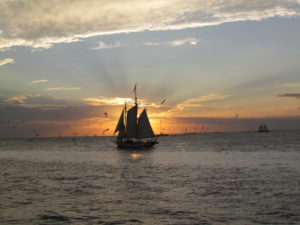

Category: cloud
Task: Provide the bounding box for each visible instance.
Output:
[0,58,15,67]
[0,93,82,108]
[278,93,300,99]
[44,87,82,91]
[92,41,121,50]
[83,96,162,108]
[168,38,199,46]
[4,94,33,104]
[1,0,299,50]
[28,79,48,85]
[83,96,133,105]
[0,37,81,52]
[23,95,72,106]
[170,116,300,132]
[279,82,300,87]
[144,38,200,47]
[143,42,160,46]
[176,93,230,110]
[0,104,119,122]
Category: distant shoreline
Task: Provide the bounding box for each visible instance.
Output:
[1,129,300,140]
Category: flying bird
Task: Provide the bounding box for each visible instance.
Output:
[161,99,166,104]
[103,128,109,135]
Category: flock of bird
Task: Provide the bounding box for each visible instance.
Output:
[0,107,113,140]
[1,98,237,139]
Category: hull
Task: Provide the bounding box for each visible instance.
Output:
[259,130,269,132]
[117,139,158,149]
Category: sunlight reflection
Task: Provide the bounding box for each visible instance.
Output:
[130,152,143,160]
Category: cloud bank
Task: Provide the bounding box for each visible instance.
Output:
[83,96,160,108]
[4,94,33,104]
[28,80,48,85]
[176,93,230,110]
[144,38,200,47]
[278,93,300,99]
[0,58,15,66]
[92,41,121,50]
[83,97,134,105]
[0,0,299,50]
[44,87,82,91]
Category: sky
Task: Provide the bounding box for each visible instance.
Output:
[1,0,300,138]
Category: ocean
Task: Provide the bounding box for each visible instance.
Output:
[0,131,299,224]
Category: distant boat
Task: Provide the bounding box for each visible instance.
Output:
[258,124,269,132]
[114,84,158,149]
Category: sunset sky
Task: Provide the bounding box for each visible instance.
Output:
[1,0,300,138]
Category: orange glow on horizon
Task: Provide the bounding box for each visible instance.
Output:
[21,97,300,138]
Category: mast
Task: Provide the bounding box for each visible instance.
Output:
[124,84,138,139]
[124,102,127,132]
[133,83,138,139]
[134,83,137,106]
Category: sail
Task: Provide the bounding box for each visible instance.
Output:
[137,109,155,138]
[126,105,137,138]
[114,109,125,139]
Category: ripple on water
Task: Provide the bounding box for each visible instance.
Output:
[1,132,300,224]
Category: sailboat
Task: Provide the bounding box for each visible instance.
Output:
[114,84,158,149]
[258,124,269,132]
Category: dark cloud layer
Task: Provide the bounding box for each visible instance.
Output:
[0,104,120,122]
[172,116,300,132]
[278,93,300,99]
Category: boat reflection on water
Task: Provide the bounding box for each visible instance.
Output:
[130,152,143,160]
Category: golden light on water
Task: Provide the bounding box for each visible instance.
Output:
[131,152,143,160]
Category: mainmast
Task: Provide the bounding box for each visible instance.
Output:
[133,83,137,106]
[133,83,138,139]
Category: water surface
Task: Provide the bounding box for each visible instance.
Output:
[1,131,300,224]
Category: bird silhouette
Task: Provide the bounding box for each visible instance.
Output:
[161,99,166,104]
[102,128,109,135]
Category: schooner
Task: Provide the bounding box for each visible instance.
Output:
[114,84,158,149]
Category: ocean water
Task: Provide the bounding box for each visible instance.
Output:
[0,131,300,225]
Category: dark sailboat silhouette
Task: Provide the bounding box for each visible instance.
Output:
[114,84,158,149]
[258,124,269,132]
